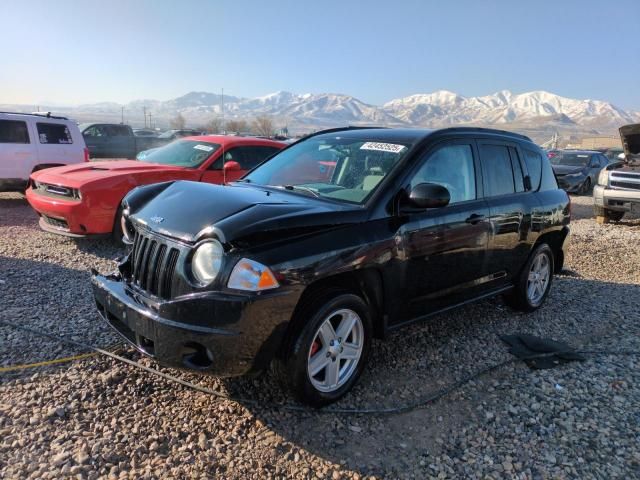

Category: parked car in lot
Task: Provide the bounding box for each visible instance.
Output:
[549,150,609,195]
[157,129,205,141]
[0,112,88,192]
[26,136,284,239]
[80,123,169,159]
[594,123,640,222]
[133,128,159,137]
[91,126,570,406]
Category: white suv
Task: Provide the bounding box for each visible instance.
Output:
[0,112,88,192]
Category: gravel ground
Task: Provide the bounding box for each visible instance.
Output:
[1,192,639,479]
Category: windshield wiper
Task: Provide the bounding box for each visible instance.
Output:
[278,185,321,198]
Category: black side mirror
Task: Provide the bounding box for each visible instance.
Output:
[407,182,450,209]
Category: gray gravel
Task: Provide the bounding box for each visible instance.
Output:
[1,192,639,479]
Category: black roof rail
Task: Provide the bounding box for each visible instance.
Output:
[297,125,388,140]
[0,111,69,120]
[436,126,532,142]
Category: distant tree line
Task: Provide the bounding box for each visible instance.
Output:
[170,113,282,137]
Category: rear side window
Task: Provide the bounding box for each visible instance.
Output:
[244,146,281,169]
[523,149,542,190]
[37,123,73,144]
[107,125,130,136]
[0,120,30,144]
[480,144,515,197]
[214,146,280,170]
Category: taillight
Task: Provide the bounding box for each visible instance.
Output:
[83,147,90,162]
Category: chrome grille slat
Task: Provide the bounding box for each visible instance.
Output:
[128,229,180,299]
[133,237,148,282]
[149,244,167,295]
[162,249,179,298]
[610,180,640,191]
[140,240,157,288]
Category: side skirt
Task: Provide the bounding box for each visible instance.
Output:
[386,285,514,333]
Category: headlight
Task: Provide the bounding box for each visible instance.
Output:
[192,240,224,284]
[598,169,609,186]
[228,259,279,291]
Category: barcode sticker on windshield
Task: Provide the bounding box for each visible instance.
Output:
[360,142,406,154]
[194,144,214,152]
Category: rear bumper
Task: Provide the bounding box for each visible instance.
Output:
[91,273,300,376]
[25,187,115,235]
[593,185,640,211]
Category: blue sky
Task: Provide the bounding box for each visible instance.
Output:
[2,0,639,109]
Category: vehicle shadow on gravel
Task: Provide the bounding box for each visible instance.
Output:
[216,272,640,475]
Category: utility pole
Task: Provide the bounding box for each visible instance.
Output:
[148,113,153,130]
[121,106,124,124]
[143,106,147,128]
[221,88,225,134]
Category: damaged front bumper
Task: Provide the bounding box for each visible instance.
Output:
[594,185,640,212]
[91,271,300,376]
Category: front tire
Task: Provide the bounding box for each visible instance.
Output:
[594,205,624,223]
[276,292,372,407]
[505,244,554,312]
[579,177,591,195]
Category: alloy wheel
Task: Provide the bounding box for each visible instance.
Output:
[307,308,364,393]
[527,252,550,305]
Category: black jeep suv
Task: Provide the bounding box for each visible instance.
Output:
[92,127,570,406]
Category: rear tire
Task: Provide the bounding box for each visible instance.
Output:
[505,243,554,312]
[275,291,372,407]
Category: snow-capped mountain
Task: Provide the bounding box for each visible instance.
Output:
[4,89,638,137]
[383,90,636,127]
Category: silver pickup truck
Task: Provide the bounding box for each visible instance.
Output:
[594,123,640,222]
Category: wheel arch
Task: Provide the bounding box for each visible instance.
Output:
[533,227,568,273]
[279,269,386,358]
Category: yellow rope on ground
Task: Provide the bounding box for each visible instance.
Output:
[0,352,98,372]
[0,343,123,372]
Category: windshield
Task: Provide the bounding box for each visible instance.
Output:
[138,140,220,168]
[550,152,590,167]
[242,136,411,204]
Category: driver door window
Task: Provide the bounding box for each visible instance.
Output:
[411,144,477,204]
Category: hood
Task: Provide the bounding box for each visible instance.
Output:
[620,123,640,165]
[552,164,585,175]
[131,181,364,245]
[30,160,185,188]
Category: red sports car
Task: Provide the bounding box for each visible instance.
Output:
[26,135,285,239]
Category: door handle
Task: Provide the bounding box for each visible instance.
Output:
[465,213,486,224]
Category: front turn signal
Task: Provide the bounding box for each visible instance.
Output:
[228,259,279,291]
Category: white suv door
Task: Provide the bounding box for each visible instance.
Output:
[0,118,37,183]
